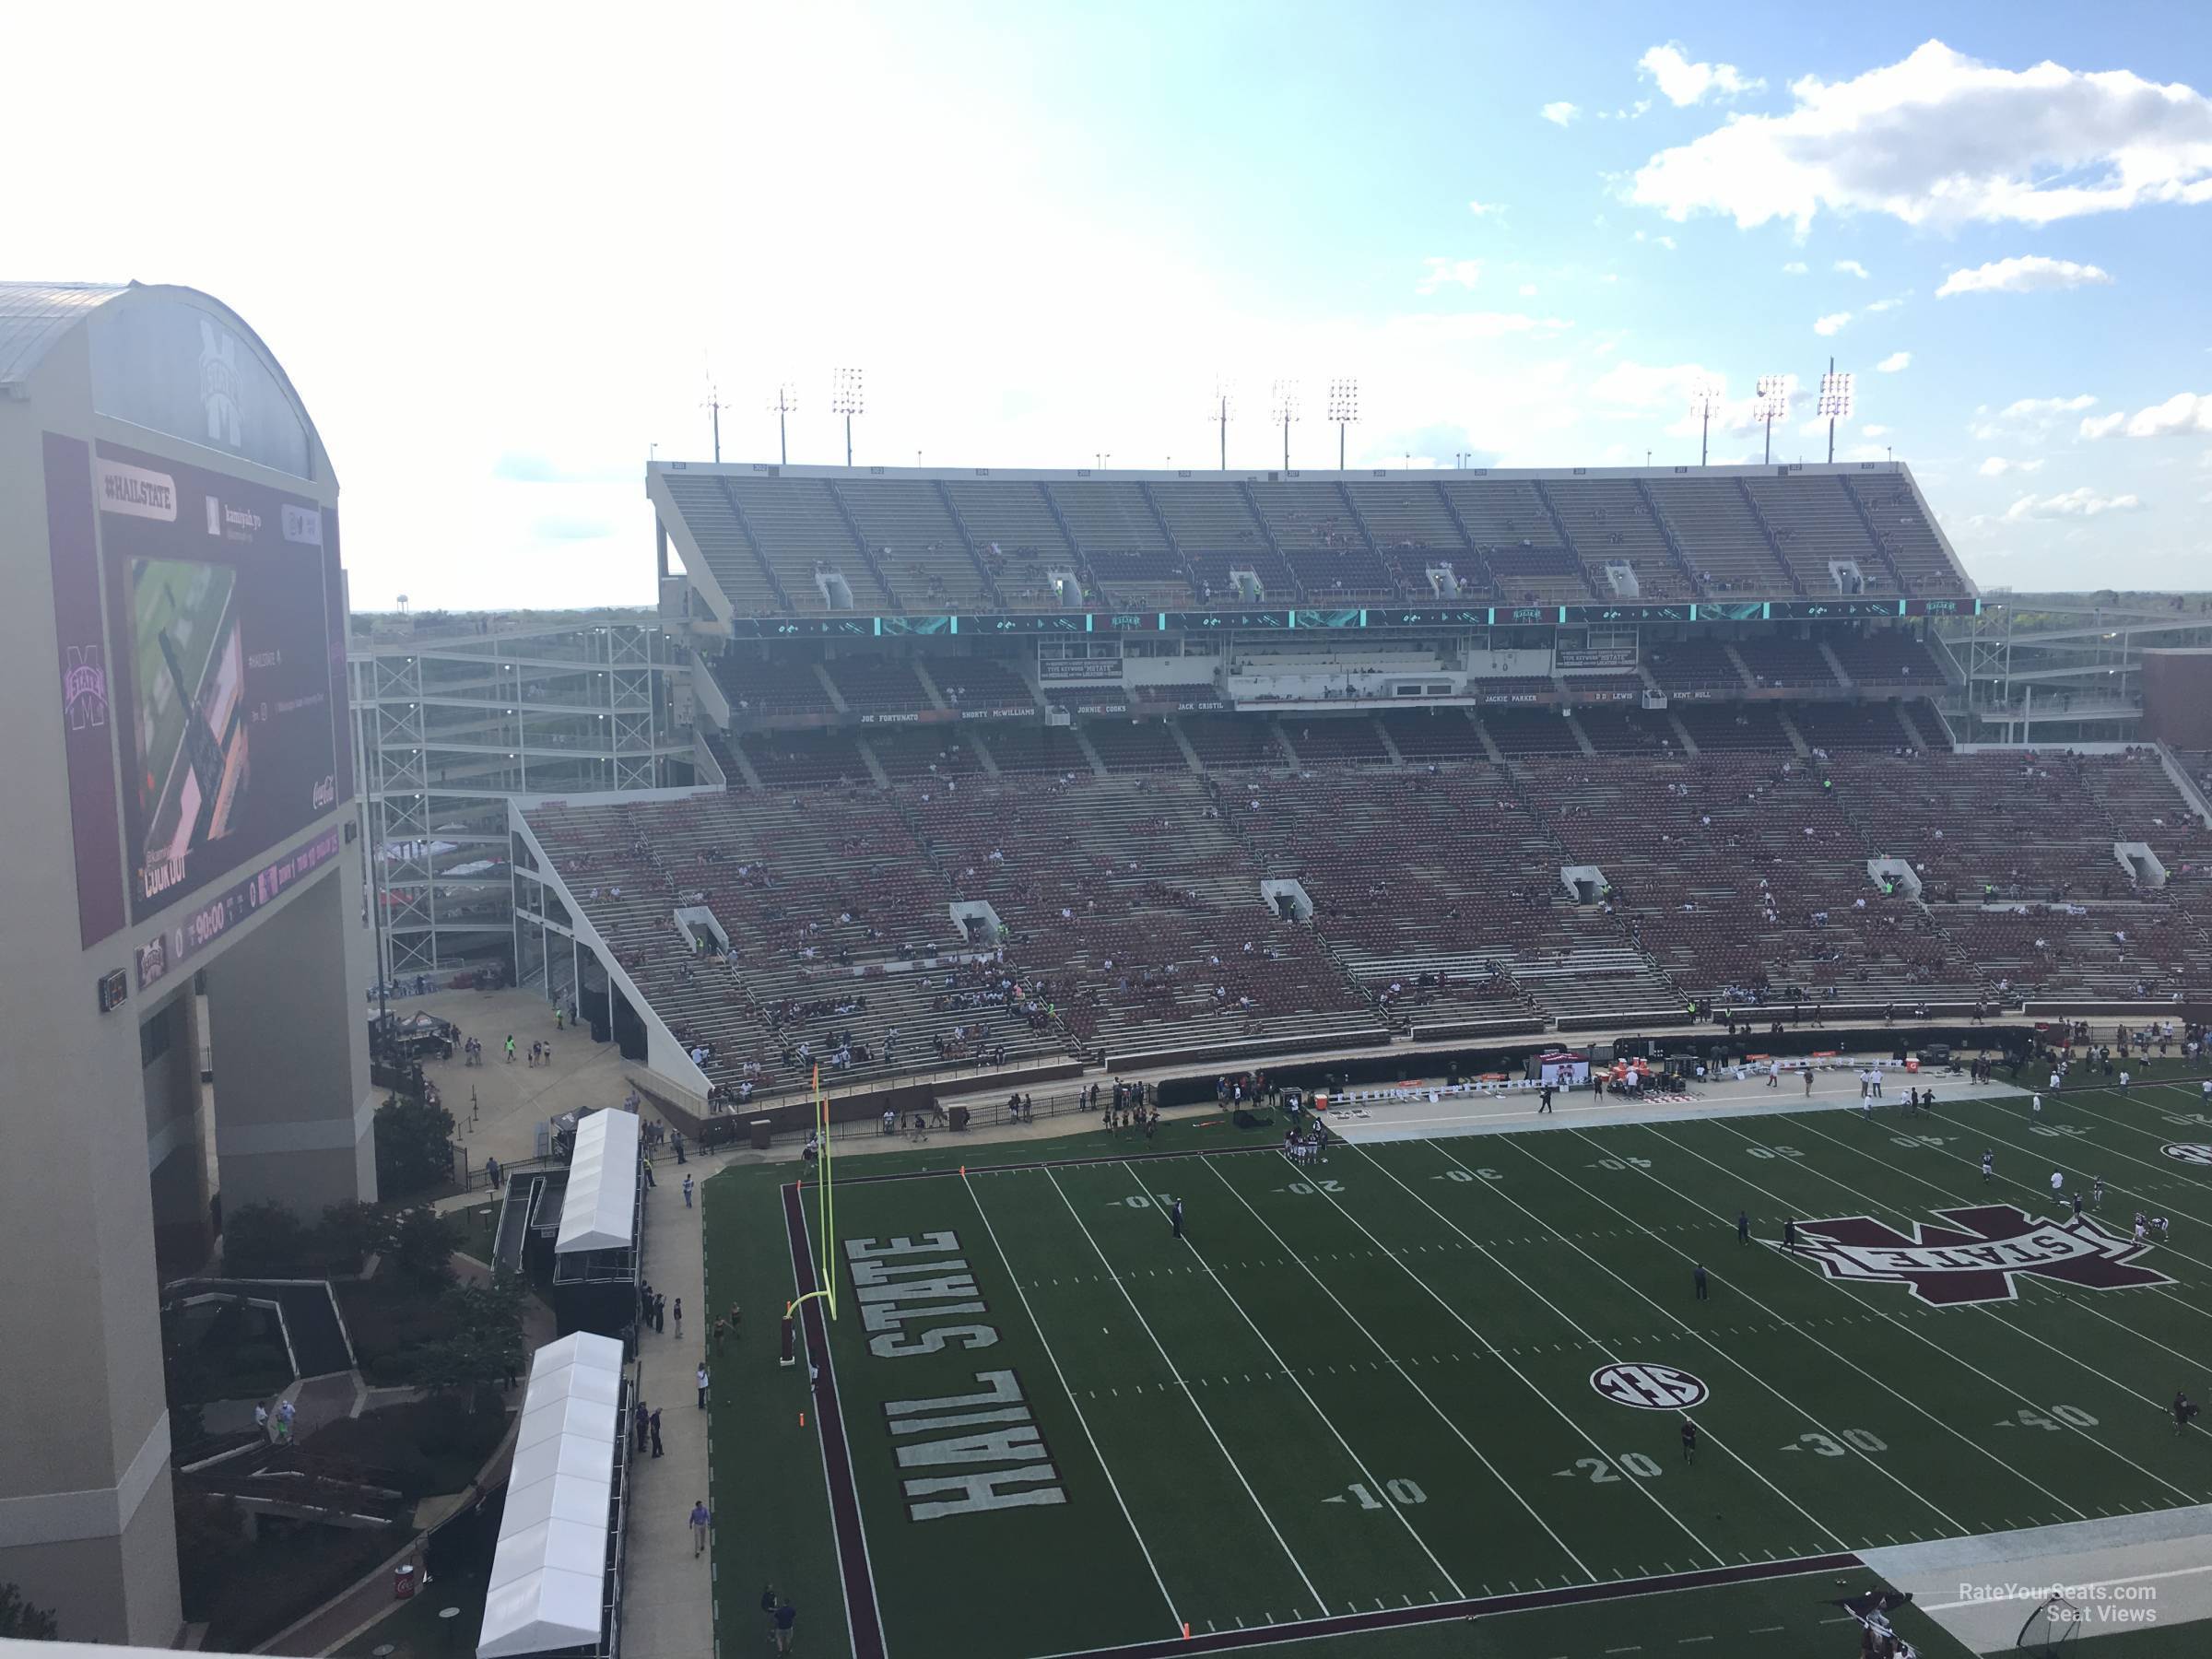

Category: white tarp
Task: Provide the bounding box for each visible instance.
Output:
[554,1107,640,1256]
[477,1332,624,1659]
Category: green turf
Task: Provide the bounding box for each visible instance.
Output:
[705,1083,2212,1658]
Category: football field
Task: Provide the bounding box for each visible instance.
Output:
[705,1080,2212,1658]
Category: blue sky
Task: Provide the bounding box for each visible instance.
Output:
[12,2,2210,605]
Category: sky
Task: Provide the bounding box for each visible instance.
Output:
[11,1,2212,607]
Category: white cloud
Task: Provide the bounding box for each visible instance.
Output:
[1541,101,1581,126]
[1385,311,1576,342]
[1936,255,2116,297]
[1865,295,1908,312]
[1814,311,1852,335]
[1834,259,1870,278]
[1417,257,1484,294]
[1518,282,1538,297]
[1629,40,2212,230]
[1967,393,2098,441]
[1782,261,1808,275]
[1978,455,2045,476]
[1877,351,1912,372]
[1591,359,1723,410]
[1631,230,1678,250]
[2005,487,2143,520]
[1637,42,1766,107]
[1863,424,1891,437]
[1466,199,1503,217]
[2077,391,2212,439]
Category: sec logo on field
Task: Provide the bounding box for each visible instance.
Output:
[2161,1144,2212,1165]
[1591,1363,1710,1410]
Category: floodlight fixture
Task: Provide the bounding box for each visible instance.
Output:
[1327,376,1359,469]
[1687,375,1726,466]
[1271,379,1300,469]
[1212,378,1235,470]
[1755,373,1791,465]
[831,366,865,465]
[702,378,729,463]
[767,382,799,465]
[1818,362,1856,463]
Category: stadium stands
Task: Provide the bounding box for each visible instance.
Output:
[1083,719,1191,773]
[1735,636,1842,691]
[1645,641,1746,698]
[1542,478,1694,601]
[1791,700,1916,753]
[724,477,895,611]
[1643,477,1793,594]
[1377,708,1489,763]
[712,653,837,716]
[659,467,1972,612]
[530,720,2212,1109]
[823,656,934,713]
[1741,476,1896,596]
[1830,631,1947,689]
[834,479,994,610]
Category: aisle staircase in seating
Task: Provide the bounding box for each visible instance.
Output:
[932,480,1011,608]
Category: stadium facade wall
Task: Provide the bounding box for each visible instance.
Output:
[2141,650,2212,749]
[0,284,371,1644]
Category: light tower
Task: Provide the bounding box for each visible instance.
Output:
[1755,374,1791,465]
[1212,379,1234,470]
[1271,379,1300,470]
[1688,375,1726,466]
[1327,377,1359,469]
[702,379,729,463]
[830,366,865,466]
[1818,359,1855,465]
[768,382,798,465]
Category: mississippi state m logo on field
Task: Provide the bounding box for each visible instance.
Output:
[1778,1206,2170,1307]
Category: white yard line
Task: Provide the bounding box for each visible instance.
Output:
[961,1170,1185,1638]
[1547,1125,2093,1522]
[1038,1164,1330,1616]
[1198,1154,1597,1583]
[1348,1141,1846,1557]
[1113,1160,1467,1600]
[1928,1096,2212,1265]
[1641,1123,2200,1510]
[1917,1560,2212,1612]
[1263,1147,1729,1569]
[1780,1111,2212,1378]
[1427,1135,1968,1539]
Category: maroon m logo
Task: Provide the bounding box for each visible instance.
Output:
[1780,1206,2169,1307]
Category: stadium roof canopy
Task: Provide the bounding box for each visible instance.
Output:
[0,282,129,387]
[554,1106,640,1255]
[0,278,333,483]
[477,1332,625,1659]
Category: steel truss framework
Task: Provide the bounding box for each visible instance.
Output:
[352,618,690,981]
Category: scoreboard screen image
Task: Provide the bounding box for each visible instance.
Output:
[94,441,345,923]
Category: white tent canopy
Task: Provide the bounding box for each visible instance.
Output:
[477,1332,626,1659]
[554,1107,640,1256]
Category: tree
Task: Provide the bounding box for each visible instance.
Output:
[413,1277,527,1406]
[0,1582,60,1641]
[386,1206,464,1288]
[316,1200,395,1271]
[220,1201,312,1277]
[373,1093,457,1198]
